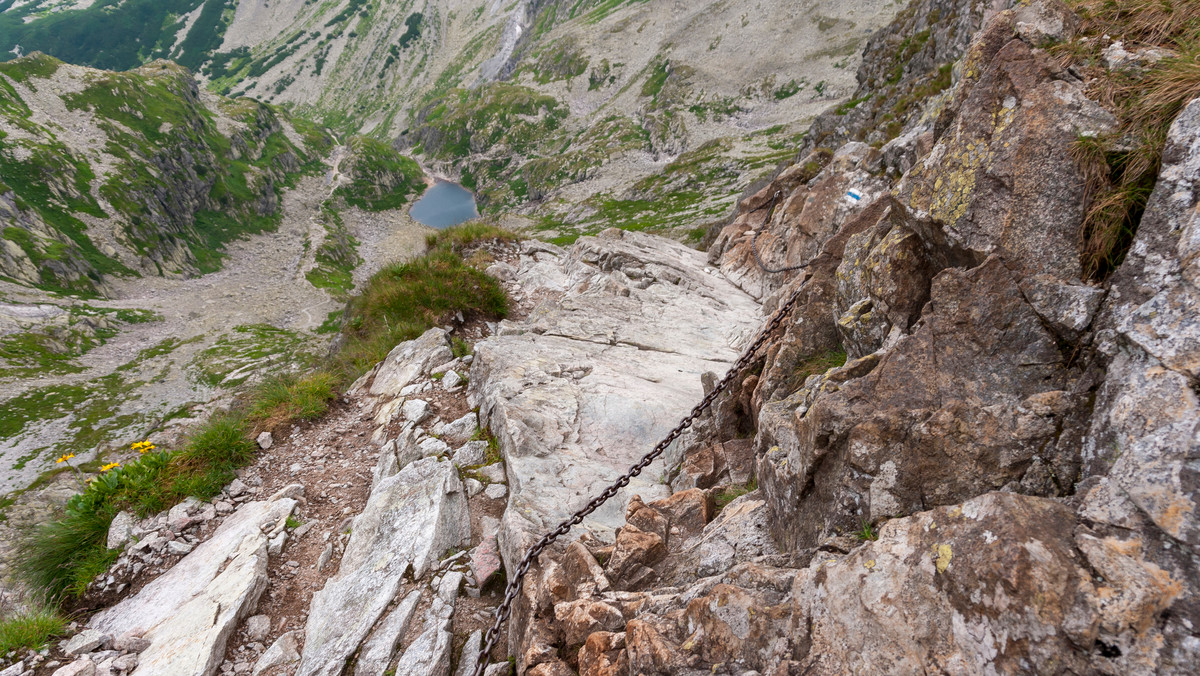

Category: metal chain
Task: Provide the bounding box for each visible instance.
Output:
[750,190,809,274]
[471,279,807,676]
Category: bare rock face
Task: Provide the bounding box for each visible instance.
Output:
[759,255,1086,550]
[89,496,297,676]
[789,492,1183,674]
[711,143,892,302]
[898,18,1116,281]
[296,458,469,676]
[504,4,1200,673]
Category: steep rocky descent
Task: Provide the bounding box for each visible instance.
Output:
[20,316,513,676]
[479,1,1200,674]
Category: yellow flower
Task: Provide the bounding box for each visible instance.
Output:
[132,440,156,453]
[101,462,121,472]
[56,453,76,464]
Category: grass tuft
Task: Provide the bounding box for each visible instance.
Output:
[855,519,879,541]
[0,605,68,654]
[714,478,757,512]
[1064,0,1200,278]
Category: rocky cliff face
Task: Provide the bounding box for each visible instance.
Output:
[482,0,1200,673]
[8,0,1199,675]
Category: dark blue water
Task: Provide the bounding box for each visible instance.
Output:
[410,181,479,229]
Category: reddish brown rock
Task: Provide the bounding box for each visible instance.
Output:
[554,599,625,647]
[647,488,712,543]
[526,660,574,676]
[577,632,628,676]
[605,525,666,581]
[559,541,610,601]
[625,619,688,675]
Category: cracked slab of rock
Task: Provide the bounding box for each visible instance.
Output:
[89,495,297,676]
[472,229,761,580]
[352,591,420,676]
[296,458,469,676]
[367,329,453,398]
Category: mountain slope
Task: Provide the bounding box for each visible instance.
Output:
[0,53,332,295]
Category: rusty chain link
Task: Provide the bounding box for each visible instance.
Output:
[471,240,808,674]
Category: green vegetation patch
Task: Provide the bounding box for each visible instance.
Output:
[0,0,207,72]
[188,324,315,388]
[0,605,66,654]
[306,207,361,298]
[525,36,589,84]
[332,226,511,381]
[334,136,426,211]
[1064,0,1200,279]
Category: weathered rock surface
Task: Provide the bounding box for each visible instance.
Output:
[296,457,469,676]
[89,495,297,676]
[472,229,760,564]
[365,329,454,398]
[496,5,1200,675]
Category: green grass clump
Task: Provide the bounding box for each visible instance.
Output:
[333,249,508,381]
[795,347,848,383]
[0,605,68,654]
[1064,0,1200,279]
[714,478,758,511]
[855,519,879,541]
[248,371,338,427]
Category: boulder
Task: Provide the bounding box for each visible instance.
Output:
[244,615,270,642]
[453,631,483,676]
[296,458,469,676]
[62,629,111,656]
[50,660,95,676]
[106,511,136,551]
[441,413,478,445]
[452,441,488,469]
[402,399,430,424]
[369,329,453,398]
[252,632,300,676]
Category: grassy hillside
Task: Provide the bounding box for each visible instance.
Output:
[0,54,332,294]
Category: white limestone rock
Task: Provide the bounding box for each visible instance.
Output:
[370,329,454,398]
[441,413,478,445]
[472,229,760,574]
[402,399,430,424]
[252,632,300,676]
[452,441,488,469]
[352,591,420,676]
[106,511,136,551]
[89,497,296,676]
[295,458,470,676]
[442,371,464,390]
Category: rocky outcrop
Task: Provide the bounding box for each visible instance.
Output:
[471,230,760,557]
[469,229,761,662]
[89,492,300,676]
[491,1,1200,673]
[296,457,469,676]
